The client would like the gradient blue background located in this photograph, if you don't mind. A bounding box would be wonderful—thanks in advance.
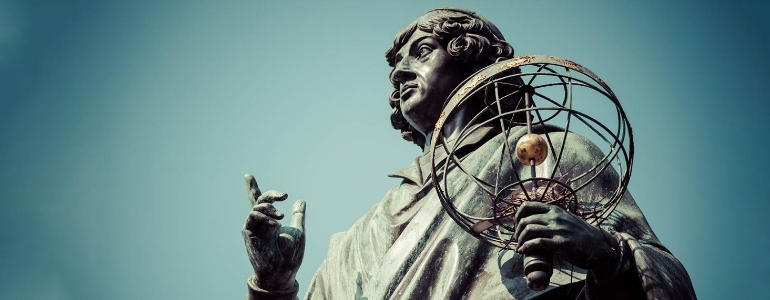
[1,0,768,299]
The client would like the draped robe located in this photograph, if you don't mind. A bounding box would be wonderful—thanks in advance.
[251,125,697,300]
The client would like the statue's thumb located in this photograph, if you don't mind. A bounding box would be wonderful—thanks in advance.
[291,200,306,232]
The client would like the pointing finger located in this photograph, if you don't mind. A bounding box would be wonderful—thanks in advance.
[256,190,288,204]
[290,200,306,232]
[244,174,262,207]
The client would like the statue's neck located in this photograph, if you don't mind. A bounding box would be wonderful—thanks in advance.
[423,101,482,149]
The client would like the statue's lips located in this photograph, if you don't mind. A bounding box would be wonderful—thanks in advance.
[400,83,418,98]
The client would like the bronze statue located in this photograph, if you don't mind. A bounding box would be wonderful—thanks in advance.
[242,8,696,299]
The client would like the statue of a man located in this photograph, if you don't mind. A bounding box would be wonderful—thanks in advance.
[242,8,696,300]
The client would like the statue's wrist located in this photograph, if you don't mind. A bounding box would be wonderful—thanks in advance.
[247,275,298,300]
[249,275,298,294]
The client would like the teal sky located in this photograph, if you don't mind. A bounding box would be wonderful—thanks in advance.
[1,0,768,299]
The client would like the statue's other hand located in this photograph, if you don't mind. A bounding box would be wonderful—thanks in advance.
[513,201,619,275]
[242,174,306,292]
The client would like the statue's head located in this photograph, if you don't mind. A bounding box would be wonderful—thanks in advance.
[386,8,516,149]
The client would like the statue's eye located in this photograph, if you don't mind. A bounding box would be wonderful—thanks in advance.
[417,45,433,59]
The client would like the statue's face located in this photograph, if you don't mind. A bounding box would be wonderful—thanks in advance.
[390,30,470,135]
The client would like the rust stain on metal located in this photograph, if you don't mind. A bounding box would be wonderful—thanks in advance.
[434,112,446,133]
[457,74,487,97]
[498,55,535,71]
[560,58,582,71]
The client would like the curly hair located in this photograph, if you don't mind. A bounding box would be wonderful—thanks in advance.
[385,8,517,149]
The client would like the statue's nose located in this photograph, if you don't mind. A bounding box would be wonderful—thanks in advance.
[390,59,416,86]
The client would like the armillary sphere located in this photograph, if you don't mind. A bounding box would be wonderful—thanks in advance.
[428,55,633,291]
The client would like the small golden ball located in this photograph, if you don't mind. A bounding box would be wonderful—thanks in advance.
[515,134,548,166]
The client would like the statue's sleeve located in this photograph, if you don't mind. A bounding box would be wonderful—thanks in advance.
[577,190,697,299]
[548,132,697,299]
[584,230,697,299]
[243,235,342,300]
[245,276,299,300]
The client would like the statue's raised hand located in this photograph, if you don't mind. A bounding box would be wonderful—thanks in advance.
[242,174,306,291]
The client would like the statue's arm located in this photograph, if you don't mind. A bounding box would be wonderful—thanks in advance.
[578,192,697,299]
[241,174,306,300]
[550,132,697,299]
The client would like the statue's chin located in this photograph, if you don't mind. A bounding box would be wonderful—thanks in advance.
[402,111,436,136]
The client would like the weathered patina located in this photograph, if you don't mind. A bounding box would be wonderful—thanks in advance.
[242,8,696,300]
